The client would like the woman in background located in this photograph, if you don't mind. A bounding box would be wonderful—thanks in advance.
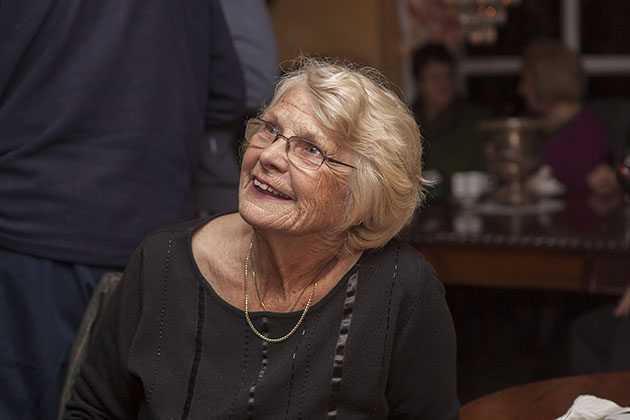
[411,43,492,201]
[519,40,618,195]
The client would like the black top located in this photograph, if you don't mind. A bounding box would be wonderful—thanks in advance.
[0,0,245,267]
[64,217,460,419]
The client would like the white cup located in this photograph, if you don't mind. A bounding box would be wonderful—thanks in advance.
[454,212,483,234]
[451,171,490,207]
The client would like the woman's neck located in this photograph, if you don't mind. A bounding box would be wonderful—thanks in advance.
[247,229,350,309]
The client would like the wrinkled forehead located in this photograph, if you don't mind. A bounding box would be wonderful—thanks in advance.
[263,86,335,145]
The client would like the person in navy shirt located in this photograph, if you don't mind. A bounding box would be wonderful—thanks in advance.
[0,1,245,418]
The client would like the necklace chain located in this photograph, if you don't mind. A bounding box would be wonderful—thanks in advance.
[252,271,269,311]
[253,266,308,313]
[244,242,317,343]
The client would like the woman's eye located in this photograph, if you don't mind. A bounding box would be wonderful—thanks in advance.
[305,144,323,156]
[263,125,277,136]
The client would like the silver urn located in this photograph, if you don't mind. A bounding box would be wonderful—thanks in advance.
[480,117,545,205]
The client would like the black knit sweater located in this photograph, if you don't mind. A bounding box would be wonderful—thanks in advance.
[64,218,460,419]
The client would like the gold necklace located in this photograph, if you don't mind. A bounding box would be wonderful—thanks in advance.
[253,264,310,312]
[244,242,317,343]
[252,270,269,311]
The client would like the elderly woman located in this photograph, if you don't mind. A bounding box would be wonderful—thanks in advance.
[64,57,459,419]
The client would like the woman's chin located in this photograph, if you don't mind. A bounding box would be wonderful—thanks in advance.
[239,201,290,231]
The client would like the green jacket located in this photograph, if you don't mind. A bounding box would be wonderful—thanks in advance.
[414,98,493,201]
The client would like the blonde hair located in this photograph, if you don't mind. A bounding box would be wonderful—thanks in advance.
[261,56,428,255]
[522,40,585,107]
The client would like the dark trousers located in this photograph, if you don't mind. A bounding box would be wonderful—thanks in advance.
[0,248,117,420]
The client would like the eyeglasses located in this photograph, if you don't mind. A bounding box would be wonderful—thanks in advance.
[244,117,356,171]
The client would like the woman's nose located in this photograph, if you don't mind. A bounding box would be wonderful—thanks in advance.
[258,136,290,172]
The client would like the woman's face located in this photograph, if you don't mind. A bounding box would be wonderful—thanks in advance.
[238,85,354,238]
[417,61,455,111]
[519,70,544,113]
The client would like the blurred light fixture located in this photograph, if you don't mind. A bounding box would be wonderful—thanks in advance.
[446,0,521,45]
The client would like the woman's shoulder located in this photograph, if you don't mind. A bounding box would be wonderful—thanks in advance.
[141,213,241,245]
[192,213,249,253]
[191,213,250,292]
[358,240,449,337]
[131,213,247,264]
[128,213,248,301]
[363,239,441,295]
[129,218,205,257]
[556,107,611,151]
[570,107,608,135]
[368,238,431,267]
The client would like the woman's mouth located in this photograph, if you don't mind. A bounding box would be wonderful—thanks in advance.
[253,178,291,199]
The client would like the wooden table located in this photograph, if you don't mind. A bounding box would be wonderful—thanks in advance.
[460,371,630,420]
[404,193,630,294]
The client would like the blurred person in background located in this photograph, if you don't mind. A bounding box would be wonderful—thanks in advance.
[521,41,628,376]
[411,42,493,202]
[519,40,619,195]
[0,1,245,418]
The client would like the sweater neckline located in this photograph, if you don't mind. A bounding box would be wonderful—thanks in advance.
[185,214,365,319]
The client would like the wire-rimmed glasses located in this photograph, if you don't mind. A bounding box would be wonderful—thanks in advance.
[244,117,356,171]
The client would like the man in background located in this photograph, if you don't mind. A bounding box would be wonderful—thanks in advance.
[0,0,245,418]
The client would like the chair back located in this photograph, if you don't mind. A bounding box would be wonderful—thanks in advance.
[57,271,123,420]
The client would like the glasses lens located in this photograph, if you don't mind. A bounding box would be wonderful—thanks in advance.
[246,119,274,146]
[288,138,325,170]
